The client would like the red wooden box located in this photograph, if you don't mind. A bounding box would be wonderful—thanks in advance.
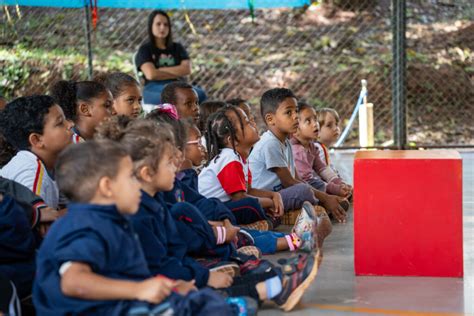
[354,150,463,277]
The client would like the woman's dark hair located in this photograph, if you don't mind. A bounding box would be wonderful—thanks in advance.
[94,72,139,99]
[0,95,56,151]
[50,80,108,121]
[205,105,245,163]
[56,140,129,203]
[198,100,227,131]
[146,109,188,150]
[148,10,173,49]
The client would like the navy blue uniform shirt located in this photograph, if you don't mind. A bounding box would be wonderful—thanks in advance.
[131,191,209,287]
[33,203,151,315]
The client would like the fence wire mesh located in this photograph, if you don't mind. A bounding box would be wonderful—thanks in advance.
[1,0,473,147]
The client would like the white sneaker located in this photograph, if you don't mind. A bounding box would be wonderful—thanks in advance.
[291,201,317,252]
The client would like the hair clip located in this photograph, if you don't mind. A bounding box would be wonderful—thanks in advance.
[156,103,179,120]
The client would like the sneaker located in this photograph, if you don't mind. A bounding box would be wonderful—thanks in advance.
[273,251,320,312]
[226,296,258,316]
[291,201,317,252]
[198,258,241,277]
[233,229,255,248]
[237,245,262,259]
[314,206,332,249]
[240,219,272,231]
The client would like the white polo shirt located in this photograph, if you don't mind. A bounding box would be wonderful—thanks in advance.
[0,150,59,209]
[198,148,251,202]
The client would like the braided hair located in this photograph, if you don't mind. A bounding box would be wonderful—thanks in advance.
[205,105,245,164]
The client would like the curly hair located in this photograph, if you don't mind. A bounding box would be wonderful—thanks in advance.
[146,109,188,150]
[56,140,129,203]
[50,80,107,121]
[160,81,194,106]
[0,134,17,168]
[96,117,175,178]
[0,95,56,151]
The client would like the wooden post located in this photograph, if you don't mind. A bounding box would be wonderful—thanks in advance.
[358,80,374,147]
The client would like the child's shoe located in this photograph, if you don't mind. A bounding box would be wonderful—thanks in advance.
[291,201,317,252]
[240,219,272,231]
[314,206,332,249]
[233,229,255,248]
[226,296,258,316]
[272,251,320,312]
[237,245,262,259]
[197,258,241,277]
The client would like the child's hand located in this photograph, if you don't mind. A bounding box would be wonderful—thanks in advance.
[38,223,52,237]
[174,280,197,295]
[340,184,352,198]
[40,206,63,223]
[135,277,176,304]
[208,220,224,227]
[223,219,240,243]
[271,192,284,217]
[207,271,233,288]
[322,194,346,223]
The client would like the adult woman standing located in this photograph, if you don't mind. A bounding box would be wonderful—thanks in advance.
[135,10,207,105]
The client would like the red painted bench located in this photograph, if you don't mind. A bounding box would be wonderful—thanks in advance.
[354,150,463,277]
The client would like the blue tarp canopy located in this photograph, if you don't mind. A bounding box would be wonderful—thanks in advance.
[1,0,311,9]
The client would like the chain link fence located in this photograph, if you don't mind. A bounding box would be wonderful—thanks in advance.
[1,1,473,147]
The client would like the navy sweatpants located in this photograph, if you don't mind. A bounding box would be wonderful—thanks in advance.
[224,197,269,225]
[169,202,232,260]
[127,288,235,316]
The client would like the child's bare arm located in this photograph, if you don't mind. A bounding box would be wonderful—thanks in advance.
[61,262,175,303]
[271,167,301,188]
[312,189,346,223]
[230,190,274,211]
[248,187,284,216]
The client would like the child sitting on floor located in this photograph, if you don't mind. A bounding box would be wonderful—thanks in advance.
[50,80,113,142]
[33,140,243,316]
[95,72,143,118]
[291,102,352,198]
[226,98,257,127]
[198,105,316,253]
[316,108,353,190]
[161,82,200,124]
[248,88,348,250]
[0,96,73,209]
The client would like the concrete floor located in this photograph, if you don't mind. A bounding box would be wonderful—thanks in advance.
[260,150,474,316]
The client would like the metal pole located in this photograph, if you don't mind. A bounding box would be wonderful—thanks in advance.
[83,3,93,79]
[392,0,407,149]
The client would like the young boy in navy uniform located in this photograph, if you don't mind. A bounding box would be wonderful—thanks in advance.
[33,140,236,316]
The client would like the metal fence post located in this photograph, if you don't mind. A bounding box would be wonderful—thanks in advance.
[392,0,407,149]
[83,4,93,79]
